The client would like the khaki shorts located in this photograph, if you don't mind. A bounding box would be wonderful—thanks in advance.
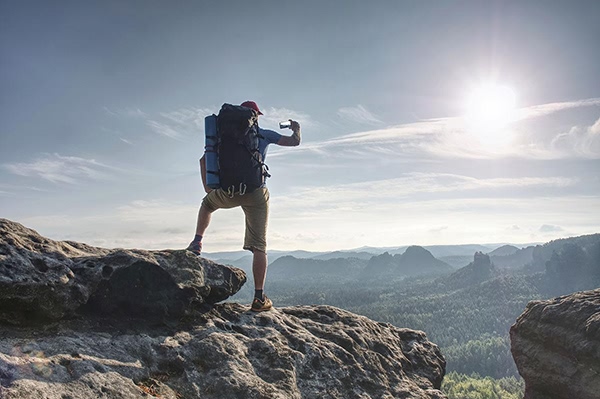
[202,187,270,253]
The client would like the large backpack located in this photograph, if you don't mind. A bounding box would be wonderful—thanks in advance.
[216,103,269,196]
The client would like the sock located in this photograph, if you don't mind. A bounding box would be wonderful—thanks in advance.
[254,290,264,300]
[192,234,203,243]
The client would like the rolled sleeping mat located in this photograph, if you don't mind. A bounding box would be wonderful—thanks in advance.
[204,114,220,189]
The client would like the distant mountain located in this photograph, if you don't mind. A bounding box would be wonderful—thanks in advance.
[268,256,368,281]
[420,244,497,258]
[206,250,328,269]
[214,254,253,273]
[439,252,498,290]
[364,246,452,278]
[543,238,600,295]
[528,233,600,272]
[488,245,520,257]
[204,242,540,266]
[491,246,535,269]
[311,251,375,261]
[438,255,472,268]
[399,246,453,275]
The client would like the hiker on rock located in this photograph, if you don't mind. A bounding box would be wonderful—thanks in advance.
[187,100,301,312]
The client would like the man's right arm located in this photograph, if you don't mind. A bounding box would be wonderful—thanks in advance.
[277,121,301,147]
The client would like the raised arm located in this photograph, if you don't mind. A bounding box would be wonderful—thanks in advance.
[277,120,301,147]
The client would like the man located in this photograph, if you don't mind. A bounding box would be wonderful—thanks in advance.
[187,100,301,312]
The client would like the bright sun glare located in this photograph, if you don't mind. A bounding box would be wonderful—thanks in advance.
[464,83,517,147]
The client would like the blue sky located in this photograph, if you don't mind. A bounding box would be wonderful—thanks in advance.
[1,0,599,252]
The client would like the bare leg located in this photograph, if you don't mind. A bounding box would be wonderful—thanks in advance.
[252,249,268,290]
[195,204,212,236]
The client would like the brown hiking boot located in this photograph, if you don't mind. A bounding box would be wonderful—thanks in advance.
[186,240,202,255]
[251,295,273,312]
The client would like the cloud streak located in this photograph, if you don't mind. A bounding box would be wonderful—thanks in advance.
[270,98,600,160]
[150,106,318,141]
[104,106,148,118]
[337,105,383,125]
[516,98,600,121]
[3,154,115,184]
[274,173,577,208]
[259,107,316,130]
[146,120,184,139]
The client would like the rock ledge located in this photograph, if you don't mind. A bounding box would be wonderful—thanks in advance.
[510,288,600,399]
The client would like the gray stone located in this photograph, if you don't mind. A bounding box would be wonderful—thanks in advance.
[0,303,446,399]
[0,219,447,398]
[510,288,600,399]
[0,218,246,324]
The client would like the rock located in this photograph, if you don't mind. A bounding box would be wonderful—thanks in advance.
[0,218,246,324]
[364,247,452,279]
[0,303,447,399]
[0,218,447,397]
[437,252,496,290]
[510,289,600,399]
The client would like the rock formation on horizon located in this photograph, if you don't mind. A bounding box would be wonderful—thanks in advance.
[510,288,600,399]
[438,252,497,290]
[364,246,452,278]
[0,219,447,398]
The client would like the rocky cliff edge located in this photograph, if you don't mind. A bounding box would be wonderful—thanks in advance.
[0,219,446,399]
[510,288,600,399]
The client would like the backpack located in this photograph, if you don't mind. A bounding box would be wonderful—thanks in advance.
[215,103,269,196]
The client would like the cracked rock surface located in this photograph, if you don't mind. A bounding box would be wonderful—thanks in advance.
[0,218,246,324]
[510,288,600,399]
[0,219,446,398]
[1,304,446,399]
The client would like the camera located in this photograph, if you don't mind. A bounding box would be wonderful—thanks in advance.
[279,120,292,129]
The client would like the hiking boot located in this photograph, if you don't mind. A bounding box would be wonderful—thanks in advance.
[251,295,273,312]
[186,240,202,255]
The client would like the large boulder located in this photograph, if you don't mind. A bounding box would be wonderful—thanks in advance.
[510,289,600,399]
[0,218,246,324]
[0,303,446,399]
[0,218,447,398]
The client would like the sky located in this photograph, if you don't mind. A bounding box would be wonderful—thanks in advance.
[1,0,599,252]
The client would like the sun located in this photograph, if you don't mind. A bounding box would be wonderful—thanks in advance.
[465,84,517,128]
[463,83,517,147]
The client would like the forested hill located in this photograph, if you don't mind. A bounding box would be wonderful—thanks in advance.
[437,251,497,291]
[363,246,452,278]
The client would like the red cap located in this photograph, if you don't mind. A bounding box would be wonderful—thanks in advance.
[240,100,263,115]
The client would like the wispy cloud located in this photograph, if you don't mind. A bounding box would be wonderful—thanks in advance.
[337,105,383,125]
[3,154,115,184]
[146,107,213,140]
[516,98,600,121]
[146,120,184,140]
[271,98,600,160]
[259,107,316,130]
[104,106,148,118]
[550,116,600,158]
[0,183,50,196]
[266,193,600,251]
[160,107,213,130]
[271,174,577,217]
[107,104,315,141]
[539,224,564,233]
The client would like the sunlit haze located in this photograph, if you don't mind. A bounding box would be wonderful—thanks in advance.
[1,1,599,252]
[464,83,518,147]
